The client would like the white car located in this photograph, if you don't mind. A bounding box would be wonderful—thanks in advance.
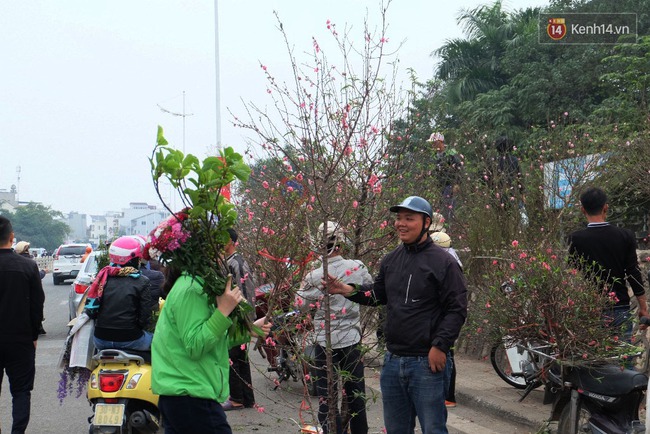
[52,243,91,285]
[68,250,101,320]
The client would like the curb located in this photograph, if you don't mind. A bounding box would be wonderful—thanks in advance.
[455,388,545,431]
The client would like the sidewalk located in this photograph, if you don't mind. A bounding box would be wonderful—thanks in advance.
[453,353,549,432]
[235,349,551,434]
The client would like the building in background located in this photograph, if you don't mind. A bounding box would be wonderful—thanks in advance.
[0,185,18,212]
[117,202,169,237]
[66,211,88,243]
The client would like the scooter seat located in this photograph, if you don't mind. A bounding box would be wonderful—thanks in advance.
[566,364,648,396]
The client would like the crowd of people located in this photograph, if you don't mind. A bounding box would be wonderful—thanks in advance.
[1,131,647,434]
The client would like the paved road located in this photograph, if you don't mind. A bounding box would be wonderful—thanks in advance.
[1,278,534,433]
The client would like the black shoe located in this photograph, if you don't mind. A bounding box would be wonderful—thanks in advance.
[39,325,46,335]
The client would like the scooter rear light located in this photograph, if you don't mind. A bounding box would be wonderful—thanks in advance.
[104,398,119,404]
[90,373,98,389]
[74,283,89,294]
[99,373,126,392]
[126,373,142,389]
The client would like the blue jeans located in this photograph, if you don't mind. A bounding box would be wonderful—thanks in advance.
[380,351,451,434]
[94,331,153,351]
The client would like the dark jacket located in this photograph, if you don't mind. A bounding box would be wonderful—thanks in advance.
[568,223,645,306]
[141,267,164,311]
[349,237,468,355]
[0,249,45,342]
[93,273,152,342]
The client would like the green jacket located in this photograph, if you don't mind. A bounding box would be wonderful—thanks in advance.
[152,274,233,402]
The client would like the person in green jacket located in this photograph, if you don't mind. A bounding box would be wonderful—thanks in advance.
[152,270,270,434]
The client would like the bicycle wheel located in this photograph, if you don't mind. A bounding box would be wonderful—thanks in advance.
[490,343,528,389]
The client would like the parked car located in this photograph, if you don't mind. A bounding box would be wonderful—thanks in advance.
[52,243,91,285]
[68,250,100,320]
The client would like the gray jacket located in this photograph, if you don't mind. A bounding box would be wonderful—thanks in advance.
[297,255,373,349]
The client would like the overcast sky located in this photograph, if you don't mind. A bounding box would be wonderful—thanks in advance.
[0,0,545,216]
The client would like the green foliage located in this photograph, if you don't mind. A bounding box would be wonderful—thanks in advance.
[150,126,257,339]
[4,202,70,251]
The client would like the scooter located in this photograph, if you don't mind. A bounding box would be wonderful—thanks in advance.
[545,360,646,434]
[87,349,161,434]
[524,318,650,434]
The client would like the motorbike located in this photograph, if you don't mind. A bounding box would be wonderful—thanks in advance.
[508,328,649,434]
[263,310,317,395]
[87,349,161,434]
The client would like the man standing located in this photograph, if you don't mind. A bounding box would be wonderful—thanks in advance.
[567,187,648,336]
[428,133,462,225]
[297,221,373,434]
[222,228,257,410]
[0,216,45,434]
[326,196,468,434]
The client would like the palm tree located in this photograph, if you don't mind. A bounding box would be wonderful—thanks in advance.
[434,1,532,104]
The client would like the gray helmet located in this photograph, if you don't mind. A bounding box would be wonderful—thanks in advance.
[389,196,432,218]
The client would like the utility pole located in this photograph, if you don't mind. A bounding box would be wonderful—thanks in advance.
[157,91,194,153]
[214,2,222,150]
[16,166,21,203]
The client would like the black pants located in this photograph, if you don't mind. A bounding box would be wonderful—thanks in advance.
[0,341,35,434]
[314,344,368,434]
[158,395,231,434]
[228,344,255,407]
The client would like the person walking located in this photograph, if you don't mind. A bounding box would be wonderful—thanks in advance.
[150,213,271,434]
[297,221,373,434]
[222,228,258,410]
[428,133,462,225]
[325,196,468,434]
[0,216,45,434]
[84,236,153,351]
[14,240,48,334]
[567,187,648,338]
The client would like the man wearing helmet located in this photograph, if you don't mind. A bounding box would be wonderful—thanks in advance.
[325,196,468,434]
[84,236,153,351]
[297,221,373,434]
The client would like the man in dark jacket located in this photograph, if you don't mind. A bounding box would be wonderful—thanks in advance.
[567,187,648,338]
[0,216,45,434]
[326,196,468,434]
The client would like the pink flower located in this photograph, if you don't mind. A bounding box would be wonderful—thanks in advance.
[511,240,519,247]
[240,344,246,350]
[256,406,265,413]
[485,302,491,308]
[262,181,269,189]
[345,269,352,276]
[364,291,371,297]
[304,374,310,381]
[342,307,347,314]
[352,201,359,208]
[510,263,516,270]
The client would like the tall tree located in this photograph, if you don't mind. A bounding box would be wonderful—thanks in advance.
[4,203,70,251]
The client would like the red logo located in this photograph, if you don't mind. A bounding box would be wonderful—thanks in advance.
[547,18,567,40]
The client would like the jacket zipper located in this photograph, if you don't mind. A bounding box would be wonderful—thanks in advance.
[404,274,412,303]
